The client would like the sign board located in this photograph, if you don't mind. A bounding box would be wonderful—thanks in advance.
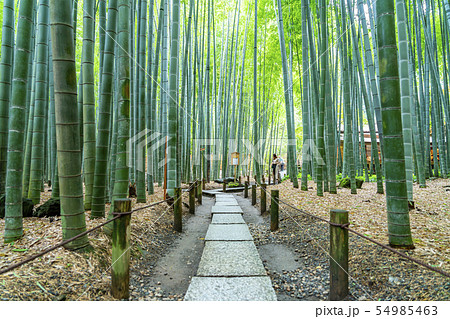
[230,152,240,166]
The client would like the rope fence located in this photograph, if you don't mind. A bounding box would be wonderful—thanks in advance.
[0,182,197,278]
[254,181,450,279]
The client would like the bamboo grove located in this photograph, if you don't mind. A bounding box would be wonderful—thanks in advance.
[0,0,449,249]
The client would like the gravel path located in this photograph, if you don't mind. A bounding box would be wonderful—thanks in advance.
[129,197,213,300]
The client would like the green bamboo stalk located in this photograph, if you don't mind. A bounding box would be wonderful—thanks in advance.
[301,0,310,191]
[357,0,384,158]
[130,0,136,186]
[220,14,233,179]
[91,0,118,218]
[0,0,15,195]
[339,0,356,194]
[50,0,90,250]
[28,0,50,204]
[275,0,298,188]
[98,0,106,99]
[136,0,147,202]
[204,0,212,182]
[167,0,181,197]
[22,56,37,198]
[219,18,230,179]
[72,0,78,47]
[150,0,164,187]
[325,13,336,194]
[316,0,327,196]
[179,0,194,183]
[109,75,119,203]
[396,0,414,201]
[146,0,155,194]
[48,38,58,199]
[444,0,450,27]
[346,0,383,194]
[105,0,131,234]
[253,0,260,183]
[22,6,37,171]
[4,0,35,243]
[377,0,414,248]
[81,0,96,210]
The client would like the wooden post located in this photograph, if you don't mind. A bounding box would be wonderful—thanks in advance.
[270,190,279,231]
[223,181,227,192]
[194,181,198,198]
[197,180,202,204]
[238,176,241,184]
[202,178,206,190]
[163,137,168,200]
[329,209,349,301]
[244,181,249,198]
[189,182,195,214]
[247,175,250,183]
[112,198,132,299]
[260,183,267,214]
[251,184,256,205]
[174,187,182,232]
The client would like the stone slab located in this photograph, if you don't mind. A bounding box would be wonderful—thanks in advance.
[184,276,277,301]
[213,201,239,206]
[211,205,243,213]
[215,194,234,199]
[205,224,252,241]
[211,214,245,224]
[224,187,245,193]
[215,197,237,201]
[215,200,238,204]
[197,241,266,276]
[202,189,223,197]
[203,188,244,197]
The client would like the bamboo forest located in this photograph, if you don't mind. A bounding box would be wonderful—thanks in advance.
[0,0,449,305]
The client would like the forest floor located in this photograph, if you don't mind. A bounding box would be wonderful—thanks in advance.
[0,182,221,301]
[0,179,449,301]
[250,178,450,301]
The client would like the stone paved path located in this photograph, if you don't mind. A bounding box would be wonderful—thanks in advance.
[184,194,277,301]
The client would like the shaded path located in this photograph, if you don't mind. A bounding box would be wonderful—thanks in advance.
[184,193,276,301]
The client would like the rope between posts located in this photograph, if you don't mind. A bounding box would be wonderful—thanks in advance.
[256,182,450,278]
[0,214,122,276]
[76,183,196,300]
[130,199,168,213]
[0,182,197,276]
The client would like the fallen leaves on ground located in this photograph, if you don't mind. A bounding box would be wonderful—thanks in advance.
[0,185,189,301]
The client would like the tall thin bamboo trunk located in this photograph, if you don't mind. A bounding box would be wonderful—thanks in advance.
[377,0,414,248]
[275,0,298,188]
[50,0,90,250]
[0,0,15,195]
[81,0,96,210]
[105,0,131,233]
[28,0,50,204]
[167,0,181,197]
[136,0,147,202]
[4,0,36,243]
[91,0,119,218]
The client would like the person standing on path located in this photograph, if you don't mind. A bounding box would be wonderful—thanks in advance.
[272,154,281,184]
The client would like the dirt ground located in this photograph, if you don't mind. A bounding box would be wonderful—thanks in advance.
[250,178,450,301]
[0,179,449,301]
[264,178,450,273]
